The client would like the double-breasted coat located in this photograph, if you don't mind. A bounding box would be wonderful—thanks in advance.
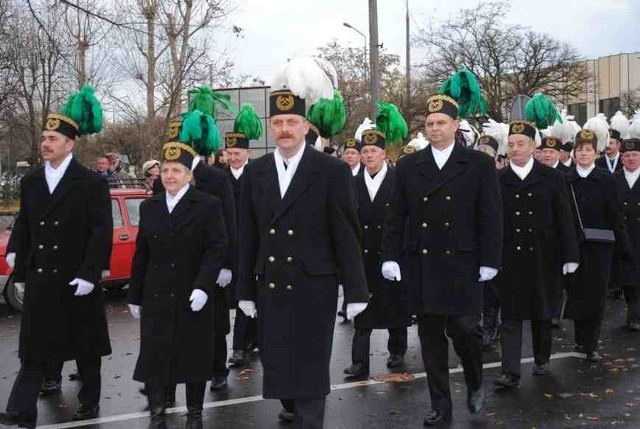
[494,161,579,320]
[353,168,410,329]
[128,187,227,383]
[614,170,640,287]
[154,161,236,335]
[381,144,503,316]
[565,167,632,318]
[13,159,113,363]
[237,146,368,399]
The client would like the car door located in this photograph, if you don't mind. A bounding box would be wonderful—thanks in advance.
[108,197,132,281]
[120,196,147,279]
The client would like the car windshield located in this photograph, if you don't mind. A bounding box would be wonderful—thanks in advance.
[125,198,145,227]
[111,200,124,228]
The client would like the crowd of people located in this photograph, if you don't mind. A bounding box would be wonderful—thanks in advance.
[1,57,640,429]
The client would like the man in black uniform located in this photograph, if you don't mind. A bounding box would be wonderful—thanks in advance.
[382,94,503,426]
[343,137,364,178]
[237,58,369,428]
[596,129,623,174]
[539,136,571,173]
[0,86,112,428]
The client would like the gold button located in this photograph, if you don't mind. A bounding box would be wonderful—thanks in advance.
[516,228,521,233]
[445,196,451,201]
[422,222,427,228]
[444,222,450,227]
[269,229,276,235]
[37,268,43,273]
[268,283,275,289]
[529,247,534,251]
[515,211,521,216]
[38,244,44,250]
[53,221,59,226]
[445,250,451,255]
[528,211,533,215]
[422,249,428,254]
[287,230,294,236]
[515,194,520,199]
[516,246,522,251]
[527,193,532,197]
[364,225,369,229]
[39,221,45,226]
[287,257,293,263]
[423,196,428,202]
[53,269,58,274]
[53,245,58,250]
[268,256,275,263]
[377,225,381,229]
[286,285,292,291]
[364,249,369,254]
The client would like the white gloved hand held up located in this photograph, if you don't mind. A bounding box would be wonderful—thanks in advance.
[346,303,368,320]
[478,266,498,282]
[216,269,232,288]
[238,300,257,318]
[128,304,141,319]
[6,252,15,269]
[563,262,579,275]
[189,289,208,311]
[381,261,401,281]
[69,278,95,296]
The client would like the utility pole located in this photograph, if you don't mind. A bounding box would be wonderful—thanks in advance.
[405,0,411,111]
[368,0,379,119]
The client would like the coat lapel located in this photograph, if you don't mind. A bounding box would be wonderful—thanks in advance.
[38,159,85,221]
[356,175,375,225]
[258,155,280,218]
[169,187,197,230]
[272,147,320,222]
[418,144,468,197]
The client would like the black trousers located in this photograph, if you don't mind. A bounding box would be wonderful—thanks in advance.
[150,381,206,411]
[574,313,603,353]
[213,333,230,377]
[624,287,640,323]
[351,328,407,368]
[280,397,326,429]
[232,310,258,351]
[500,319,551,379]
[416,314,483,413]
[6,356,101,421]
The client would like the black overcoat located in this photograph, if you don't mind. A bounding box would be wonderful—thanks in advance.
[13,159,112,363]
[381,144,503,315]
[596,155,623,173]
[353,168,410,329]
[495,161,579,320]
[565,167,632,318]
[128,187,227,383]
[614,170,640,287]
[237,146,368,399]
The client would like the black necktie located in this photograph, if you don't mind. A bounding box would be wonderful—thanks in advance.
[283,160,289,170]
[610,158,615,169]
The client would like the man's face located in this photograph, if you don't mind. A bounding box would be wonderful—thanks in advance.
[41,131,74,163]
[361,145,386,171]
[227,148,250,169]
[218,150,229,164]
[161,162,193,195]
[95,157,109,172]
[343,148,361,168]
[559,150,571,163]
[540,148,560,167]
[605,138,621,156]
[507,134,535,167]
[269,114,309,152]
[622,151,640,172]
[425,113,458,146]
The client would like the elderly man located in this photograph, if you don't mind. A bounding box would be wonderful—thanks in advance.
[539,136,571,173]
[596,130,623,174]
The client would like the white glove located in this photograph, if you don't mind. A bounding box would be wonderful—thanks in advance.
[101,270,111,280]
[128,304,141,319]
[381,261,402,281]
[216,269,233,288]
[6,252,15,269]
[189,289,208,312]
[14,282,25,301]
[478,266,498,282]
[239,300,257,318]
[563,262,579,275]
[69,278,95,296]
[346,302,368,320]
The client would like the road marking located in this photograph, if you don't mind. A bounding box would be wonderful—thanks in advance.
[37,351,584,428]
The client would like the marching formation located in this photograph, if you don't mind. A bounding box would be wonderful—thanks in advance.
[0,54,640,429]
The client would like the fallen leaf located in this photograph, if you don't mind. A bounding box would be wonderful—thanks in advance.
[543,393,553,399]
[605,389,615,395]
[373,373,415,383]
[484,412,496,417]
[586,416,600,421]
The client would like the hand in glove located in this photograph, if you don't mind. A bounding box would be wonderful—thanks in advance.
[69,278,95,296]
[346,302,368,320]
[478,266,498,282]
[216,269,233,288]
[381,261,402,281]
[562,262,579,275]
[238,300,257,318]
[128,304,141,319]
[189,289,208,312]
[5,252,15,269]
[14,282,25,302]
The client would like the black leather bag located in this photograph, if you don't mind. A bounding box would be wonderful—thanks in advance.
[570,184,615,244]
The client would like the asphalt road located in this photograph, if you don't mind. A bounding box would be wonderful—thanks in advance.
[0,290,639,428]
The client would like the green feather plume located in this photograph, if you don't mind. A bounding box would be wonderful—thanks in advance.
[188,85,234,118]
[60,85,103,135]
[376,101,408,144]
[438,68,487,118]
[306,90,347,139]
[179,110,221,157]
[524,93,562,129]
[234,103,263,140]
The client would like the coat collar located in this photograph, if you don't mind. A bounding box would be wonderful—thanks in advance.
[150,186,201,230]
[357,168,395,225]
[566,165,606,183]
[34,158,87,221]
[415,143,469,196]
[501,159,548,189]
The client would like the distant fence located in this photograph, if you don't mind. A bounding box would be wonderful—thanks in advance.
[0,179,20,202]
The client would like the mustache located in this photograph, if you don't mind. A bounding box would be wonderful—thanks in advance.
[277,133,295,139]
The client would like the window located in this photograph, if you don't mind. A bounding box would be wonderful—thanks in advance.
[125,198,145,227]
[599,98,620,119]
[111,200,124,228]
[567,103,587,127]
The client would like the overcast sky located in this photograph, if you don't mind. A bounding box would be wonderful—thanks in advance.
[228,0,640,83]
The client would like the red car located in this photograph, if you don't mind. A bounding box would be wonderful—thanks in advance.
[0,186,150,311]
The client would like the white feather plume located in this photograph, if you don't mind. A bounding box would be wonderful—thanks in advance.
[584,113,610,151]
[270,56,336,105]
[459,120,480,147]
[407,132,429,150]
[354,117,374,142]
[482,118,509,155]
[550,109,581,143]
[628,109,640,139]
[610,110,629,138]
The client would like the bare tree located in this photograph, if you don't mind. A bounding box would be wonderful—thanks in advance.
[621,90,640,117]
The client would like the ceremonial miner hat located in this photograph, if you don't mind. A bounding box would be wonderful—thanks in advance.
[575,129,597,149]
[477,135,500,154]
[343,137,362,153]
[162,141,196,170]
[44,85,103,140]
[397,144,417,160]
[540,136,562,151]
[621,138,640,153]
[225,103,263,150]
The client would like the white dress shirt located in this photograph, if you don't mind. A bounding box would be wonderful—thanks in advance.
[44,153,73,194]
[510,157,534,180]
[552,160,560,169]
[274,142,306,198]
[576,163,596,178]
[562,158,573,167]
[625,167,640,189]
[431,142,455,170]
[166,184,190,214]
[364,162,388,202]
[231,159,249,180]
[351,163,361,177]
[605,153,620,173]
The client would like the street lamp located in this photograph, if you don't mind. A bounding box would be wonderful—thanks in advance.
[343,22,369,97]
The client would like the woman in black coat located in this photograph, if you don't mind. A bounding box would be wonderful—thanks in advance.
[128,142,228,429]
[565,131,632,361]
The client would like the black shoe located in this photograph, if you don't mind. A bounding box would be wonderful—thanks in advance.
[68,372,81,381]
[628,322,640,332]
[467,388,485,414]
[387,354,405,369]
[493,374,519,389]
[278,409,294,422]
[186,419,203,429]
[343,363,369,379]
[149,406,166,428]
[186,404,203,429]
[423,409,452,426]
[337,309,347,318]
[551,318,562,329]
[228,350,246,366]
[209,376,228,391]
[586,351,602,362]
[72,403,99,420]
[532,362,550,375]
[40,379,61,395]
[0,411,35,428]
